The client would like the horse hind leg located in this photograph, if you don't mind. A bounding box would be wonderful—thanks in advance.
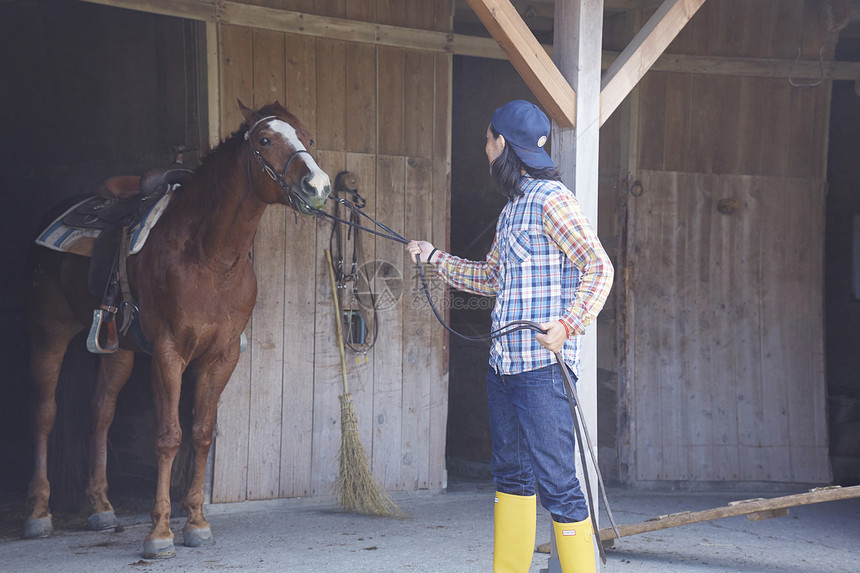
[24,321,82,539]
[85,348,135,531]
[181,346,240,548]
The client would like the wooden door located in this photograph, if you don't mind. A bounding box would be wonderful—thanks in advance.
[623,171,830,484]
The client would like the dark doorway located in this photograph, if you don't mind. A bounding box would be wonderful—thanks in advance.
[825,39,860,486]
[0,0,207,509]
[446,55,533,478]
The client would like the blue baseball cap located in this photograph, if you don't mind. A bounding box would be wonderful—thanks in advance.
[490,100,554,170]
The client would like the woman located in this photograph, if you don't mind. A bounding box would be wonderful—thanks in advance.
[407,99,614,573]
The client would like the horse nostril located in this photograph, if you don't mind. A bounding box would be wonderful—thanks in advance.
[301,175,316,194]
[301,173,331,199]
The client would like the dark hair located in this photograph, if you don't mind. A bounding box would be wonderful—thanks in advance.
[489,125,562,201]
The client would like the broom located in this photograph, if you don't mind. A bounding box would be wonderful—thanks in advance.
[325,249,404,518]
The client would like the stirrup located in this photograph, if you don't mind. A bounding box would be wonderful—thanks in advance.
[86,306,119,354]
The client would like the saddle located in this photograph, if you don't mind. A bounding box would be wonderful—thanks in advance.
[81,166,193,354]
[66,167,193,231]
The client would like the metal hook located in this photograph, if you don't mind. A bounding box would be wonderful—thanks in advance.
[788,45,825,88]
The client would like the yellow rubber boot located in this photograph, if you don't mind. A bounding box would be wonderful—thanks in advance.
[493,492,537,573]
[552,517,596,573]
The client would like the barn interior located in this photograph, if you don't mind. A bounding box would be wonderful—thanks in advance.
[1,0,859,530]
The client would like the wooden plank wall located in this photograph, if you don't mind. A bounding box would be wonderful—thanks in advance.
[627,172,829,483]
[618,0,831,484]
[212,0,452,503]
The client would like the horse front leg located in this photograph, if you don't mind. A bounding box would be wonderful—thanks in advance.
[24,321,81,539]
[143,353,185,559]
[85,348,134,531]
[181,344,240,548]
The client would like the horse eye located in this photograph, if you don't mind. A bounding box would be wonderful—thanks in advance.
[308,138,314,148]
[259,137,270,147]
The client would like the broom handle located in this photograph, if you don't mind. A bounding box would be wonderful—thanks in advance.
[325,249,350,395]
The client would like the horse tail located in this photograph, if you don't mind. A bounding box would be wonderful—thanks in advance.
[46,333,97,512]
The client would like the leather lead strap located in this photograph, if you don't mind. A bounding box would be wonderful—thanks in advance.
[555,352,621,563]
[118,226,134,335]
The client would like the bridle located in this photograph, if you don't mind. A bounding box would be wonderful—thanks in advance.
[244,115,318,212]
[244,114,619,556]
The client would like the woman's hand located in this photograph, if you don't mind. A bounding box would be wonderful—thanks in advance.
[535,320,567,353]
[407,240,437,263]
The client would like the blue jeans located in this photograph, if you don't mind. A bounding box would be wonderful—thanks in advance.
[487,363,590,523]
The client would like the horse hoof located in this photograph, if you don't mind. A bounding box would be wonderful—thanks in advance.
[183,525,214,547]
[23,517,53,539]
[143,537,176,559]
[87,511,118,531]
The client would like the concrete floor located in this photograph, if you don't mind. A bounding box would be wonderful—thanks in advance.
[1,478,858,572]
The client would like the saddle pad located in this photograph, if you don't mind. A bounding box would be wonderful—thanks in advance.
[36,189,173,257]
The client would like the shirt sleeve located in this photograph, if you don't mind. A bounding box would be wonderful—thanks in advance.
[432,234,501,297]
[543,191,614,336]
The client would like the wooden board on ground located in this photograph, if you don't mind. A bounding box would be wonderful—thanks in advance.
[598,485,860,543]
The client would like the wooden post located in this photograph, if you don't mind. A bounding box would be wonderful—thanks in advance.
[202,19,221,505]
[549,1,604,571]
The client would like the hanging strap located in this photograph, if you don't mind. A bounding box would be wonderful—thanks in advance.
[118,226,134,335]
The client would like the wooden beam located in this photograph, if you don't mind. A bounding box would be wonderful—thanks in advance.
[465,0,576,128]
[79,0,217,20]
[456,0,663,13]
[455,0,554,23]
[205,21,220,152]
[600,0,707,126]
[599,486,860,542]
[76,1,860,83]
[604,0,665,12]
[80,0,458,52]
[449,35,860,86]
[219,2,453,53]
[639,51,860,81]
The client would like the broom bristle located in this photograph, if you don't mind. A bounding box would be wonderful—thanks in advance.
[337,393,405,518]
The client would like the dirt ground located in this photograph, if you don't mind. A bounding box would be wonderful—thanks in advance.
[1,479,859,572]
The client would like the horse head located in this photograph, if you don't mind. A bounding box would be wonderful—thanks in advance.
[239,100,331,214]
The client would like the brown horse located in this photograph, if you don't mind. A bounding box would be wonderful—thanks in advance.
[24,101,330,558]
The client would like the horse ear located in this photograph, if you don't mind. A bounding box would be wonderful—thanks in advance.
[271,100,287,115]
[237,99,254,122]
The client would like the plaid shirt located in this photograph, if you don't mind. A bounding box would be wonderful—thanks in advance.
[435,176,614,376]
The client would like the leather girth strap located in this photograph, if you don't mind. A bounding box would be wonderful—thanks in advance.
[117,226,153,355]
[118,226,134,335]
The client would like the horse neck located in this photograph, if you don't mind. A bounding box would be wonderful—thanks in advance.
[172,151,268,269]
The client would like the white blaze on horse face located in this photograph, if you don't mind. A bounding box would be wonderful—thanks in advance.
[267,119,330,196]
